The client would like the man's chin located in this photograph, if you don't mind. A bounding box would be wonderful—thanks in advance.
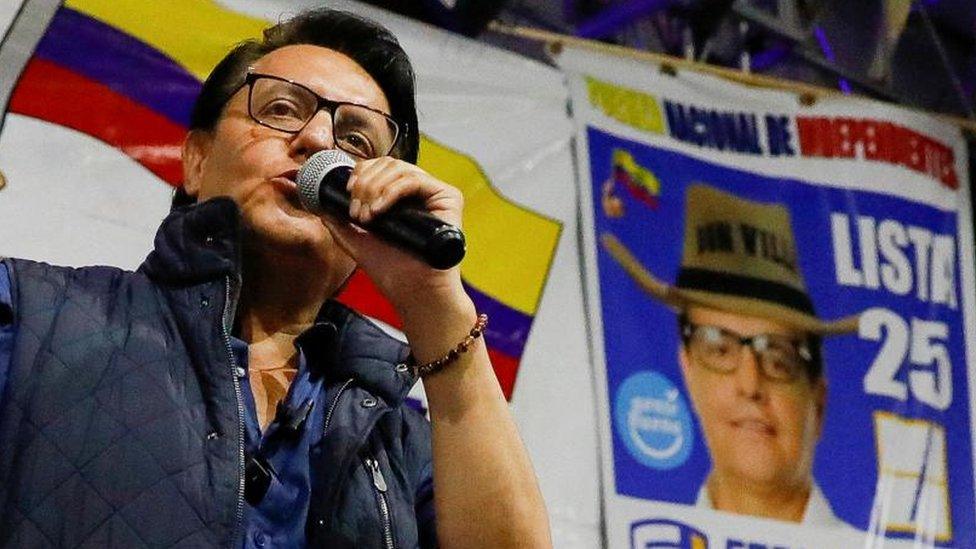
[244,216,332,255]
[719,454,797,489]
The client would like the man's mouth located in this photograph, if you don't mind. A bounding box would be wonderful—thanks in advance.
[730,418,776,436]
[275,169,299,184]
[270,169,304,209]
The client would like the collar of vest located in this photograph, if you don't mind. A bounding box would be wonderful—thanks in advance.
[138,198,418,406]
[138,197,243,284]
[304,300,417,407]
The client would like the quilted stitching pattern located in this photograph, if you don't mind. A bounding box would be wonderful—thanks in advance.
[1,261,224,548]
[0,199,434,548]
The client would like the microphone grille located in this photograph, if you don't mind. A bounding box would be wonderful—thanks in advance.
[296,149,356,212]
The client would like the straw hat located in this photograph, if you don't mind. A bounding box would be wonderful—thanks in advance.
[601,184,859,335]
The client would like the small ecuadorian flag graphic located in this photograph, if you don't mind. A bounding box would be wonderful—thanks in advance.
[630,519,708,549]
[611,148,661,209]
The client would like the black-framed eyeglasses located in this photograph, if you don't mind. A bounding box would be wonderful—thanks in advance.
[242,72,401,159]
[680,320,814,382]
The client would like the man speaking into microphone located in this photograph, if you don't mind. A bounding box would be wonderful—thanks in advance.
[0,8,550,548]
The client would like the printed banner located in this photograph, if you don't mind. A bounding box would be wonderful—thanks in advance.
[561,46,976,548]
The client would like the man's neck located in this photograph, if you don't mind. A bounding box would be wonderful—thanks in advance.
[705,472,811,522]
[236,247,343,349]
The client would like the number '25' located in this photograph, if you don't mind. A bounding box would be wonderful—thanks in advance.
[861,308,952,411]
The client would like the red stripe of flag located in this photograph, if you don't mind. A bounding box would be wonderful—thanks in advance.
[613,166,659,208]
[338,269,521,399]
[487,348,520,400]
[9,58,185,186]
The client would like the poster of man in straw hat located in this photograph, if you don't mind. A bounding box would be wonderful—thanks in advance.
[602,183,856,528]
[579,119,974,546]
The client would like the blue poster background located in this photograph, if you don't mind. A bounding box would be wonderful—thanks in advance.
[589,126,974,543]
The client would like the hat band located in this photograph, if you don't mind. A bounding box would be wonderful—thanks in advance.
[676,268,815,316]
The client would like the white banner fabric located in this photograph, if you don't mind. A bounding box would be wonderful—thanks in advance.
[560,43,976,549]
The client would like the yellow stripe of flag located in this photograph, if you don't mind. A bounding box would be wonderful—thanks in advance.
[613,149,660,195]
[420,137,561,316]
[66,0,265,80]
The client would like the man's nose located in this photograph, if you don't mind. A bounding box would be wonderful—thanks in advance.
[290,109,335,159]
[733,347,766,401]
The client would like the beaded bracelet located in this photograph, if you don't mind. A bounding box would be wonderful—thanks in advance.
[411,313,489,377]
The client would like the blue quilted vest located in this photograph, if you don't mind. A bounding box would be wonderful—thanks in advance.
[0,198,433,548]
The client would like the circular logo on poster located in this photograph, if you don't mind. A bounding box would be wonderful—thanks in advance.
[614,371,693,469]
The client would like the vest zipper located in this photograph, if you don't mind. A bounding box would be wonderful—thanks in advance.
[323,377,354,436]
[221,276,246,542]
[365,456,395,549]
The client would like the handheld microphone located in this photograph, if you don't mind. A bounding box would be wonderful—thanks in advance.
[296,150,466,270]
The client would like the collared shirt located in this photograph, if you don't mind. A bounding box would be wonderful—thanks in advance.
[695,479,847,528]
[234,333,323,548]
[0,262,435,547]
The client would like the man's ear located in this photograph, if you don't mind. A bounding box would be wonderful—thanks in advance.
[181,130,212,198]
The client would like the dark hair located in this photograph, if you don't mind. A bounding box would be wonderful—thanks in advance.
[677,314,824,382]
[173,8,419,208]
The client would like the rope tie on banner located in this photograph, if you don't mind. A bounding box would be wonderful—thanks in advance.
[487,20,976,135]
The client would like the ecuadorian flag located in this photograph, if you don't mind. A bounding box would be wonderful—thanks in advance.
[612,148,660,209]
[5,0,560,399]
